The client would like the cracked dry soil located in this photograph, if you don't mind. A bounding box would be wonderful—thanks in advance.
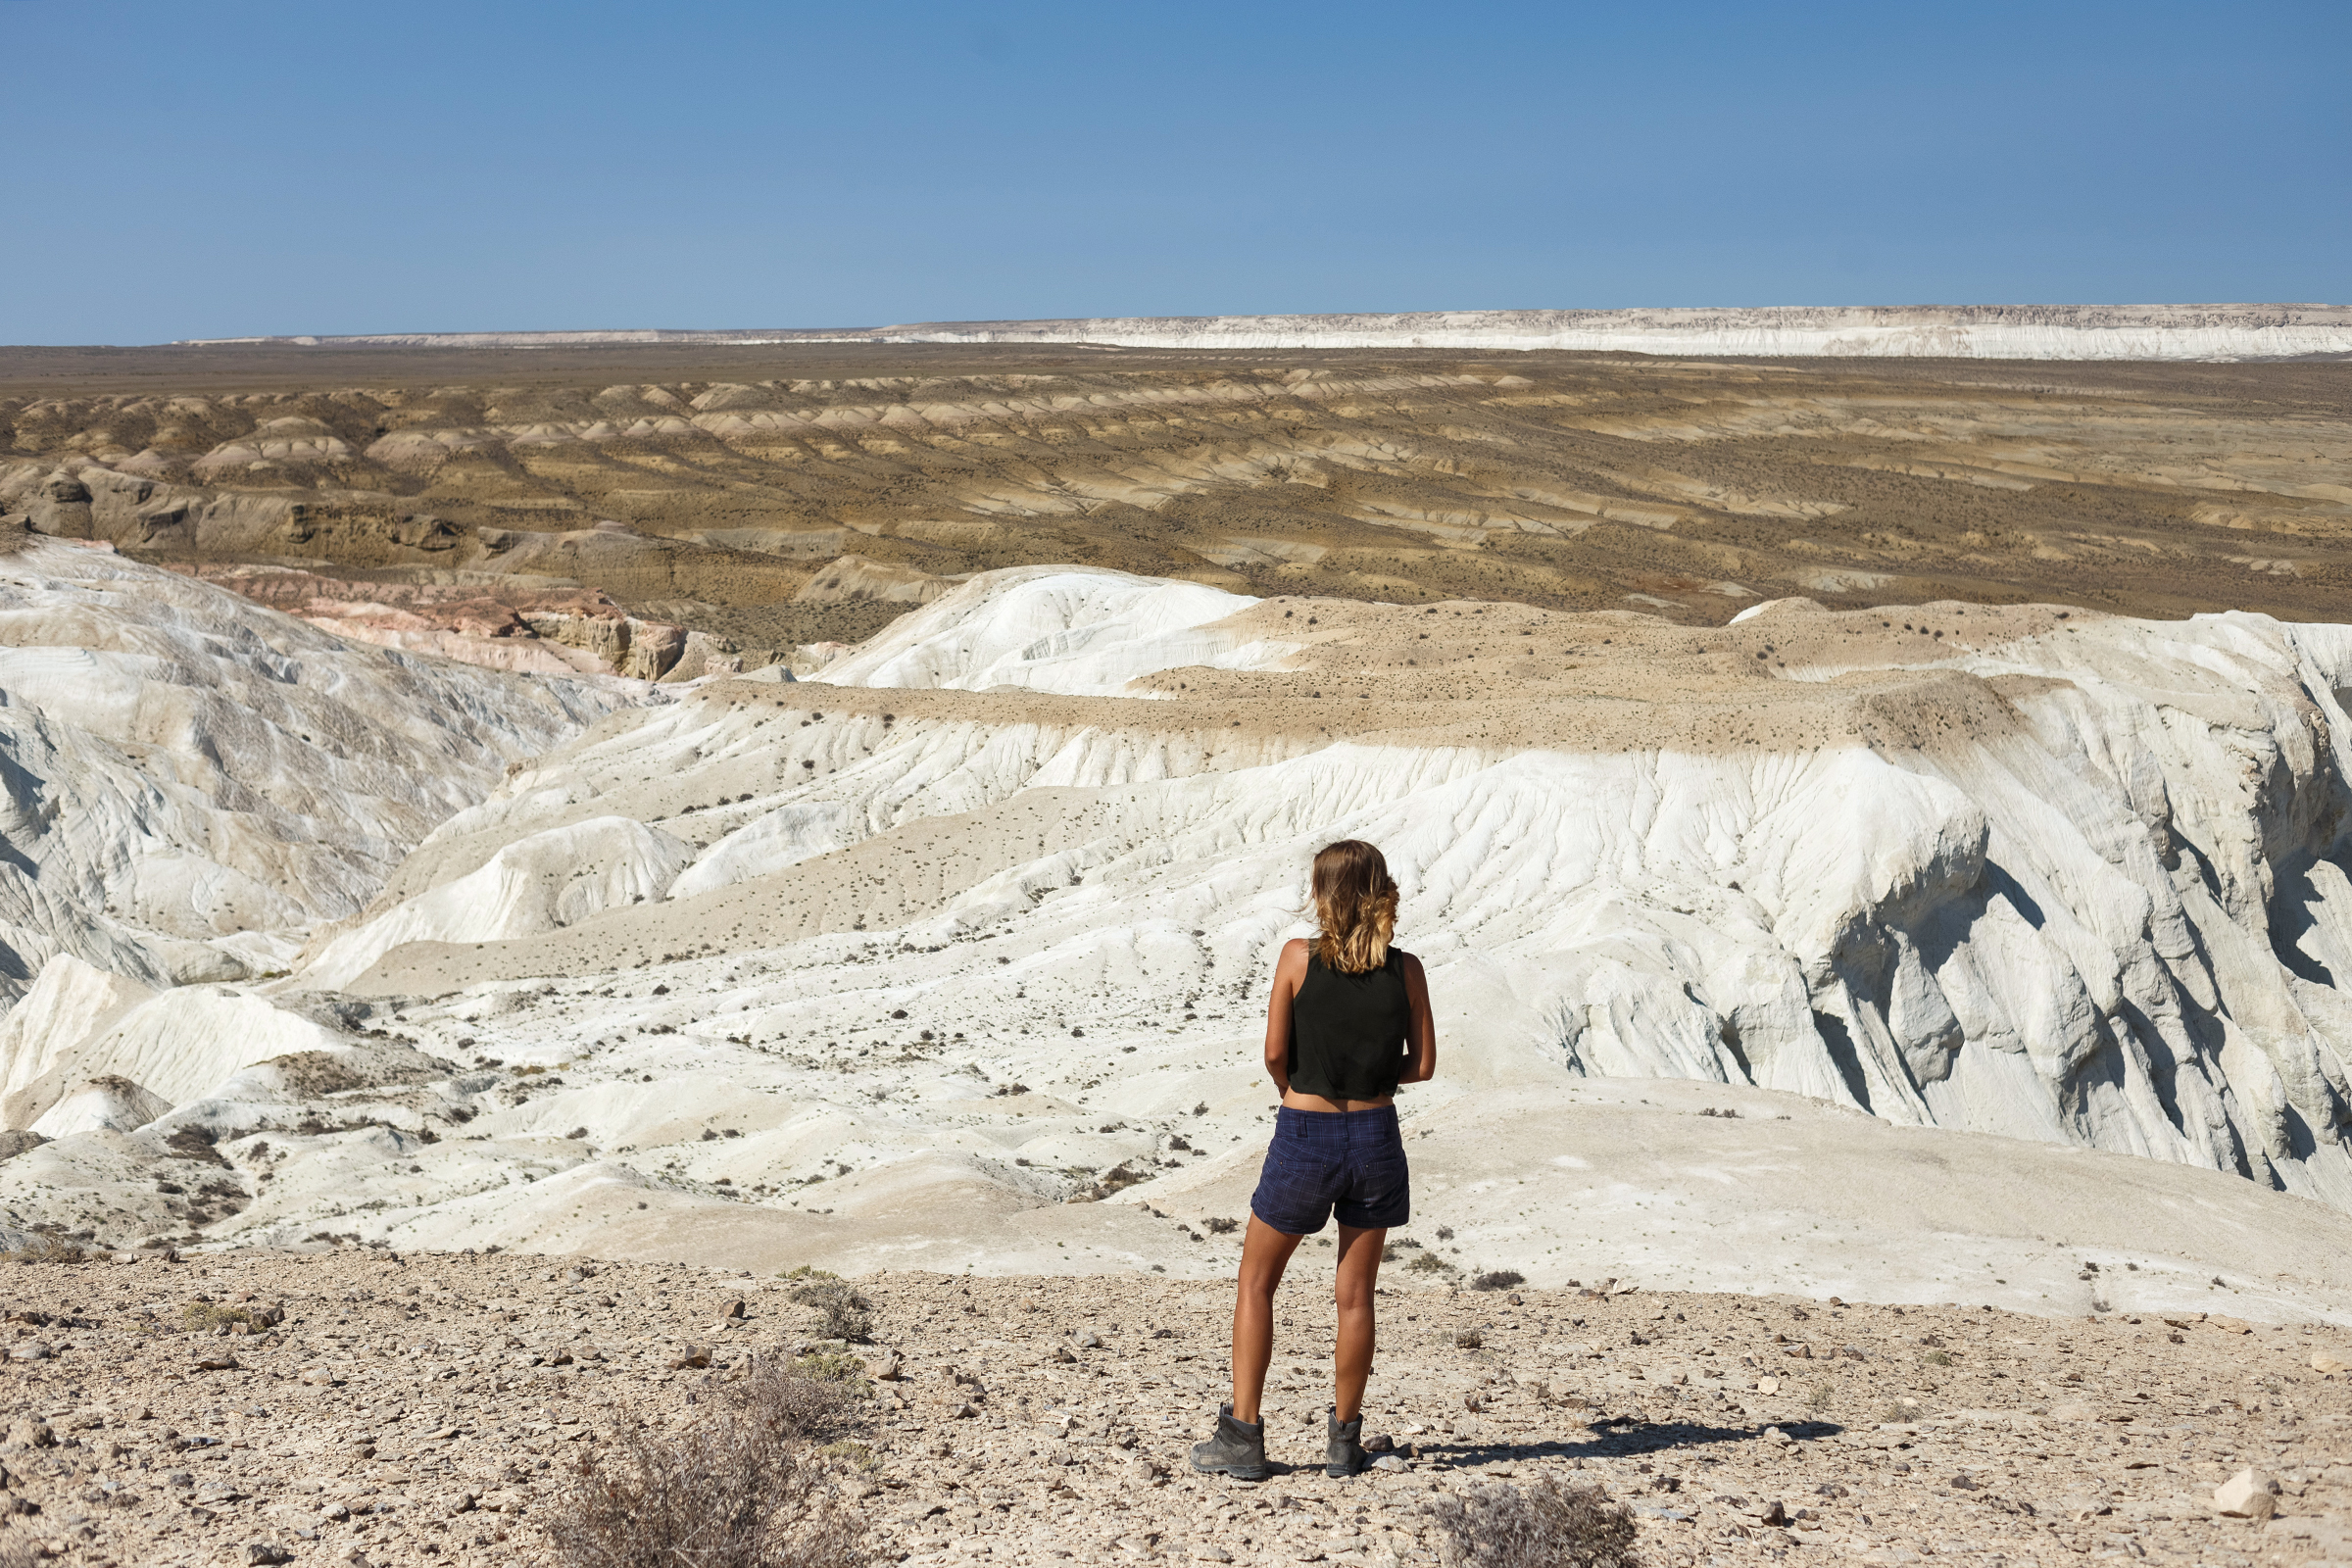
[1,1252,2348,1567]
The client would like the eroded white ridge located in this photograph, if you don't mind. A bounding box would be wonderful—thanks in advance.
[0,536,649,1007]
[5,564,2352,1312]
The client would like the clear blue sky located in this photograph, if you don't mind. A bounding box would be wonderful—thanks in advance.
[3,0,2344,344]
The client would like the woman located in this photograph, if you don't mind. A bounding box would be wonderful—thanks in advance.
[1191,839,1438,1482]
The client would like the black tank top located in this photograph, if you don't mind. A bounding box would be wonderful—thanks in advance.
[1288,948,1413,1101]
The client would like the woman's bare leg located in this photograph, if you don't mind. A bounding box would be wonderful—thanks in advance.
[1332,1224,1387,1421]
[1229,1215,1304,1423]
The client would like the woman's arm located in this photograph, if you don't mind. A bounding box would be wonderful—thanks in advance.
[1397,952,1438,1085]
[1261,939,1309,1099]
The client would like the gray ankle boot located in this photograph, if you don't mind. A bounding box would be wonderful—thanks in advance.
[1327,1405,1369,1477]
[1190,1403,1269,1481]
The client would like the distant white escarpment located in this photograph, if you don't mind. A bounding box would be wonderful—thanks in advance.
[194,303,2352,361]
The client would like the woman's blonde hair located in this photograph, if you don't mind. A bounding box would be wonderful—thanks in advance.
[1311,839,1399,974]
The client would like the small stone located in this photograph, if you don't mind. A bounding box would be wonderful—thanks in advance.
[2214,1467,2278,1520]
[721,1298,746,1319]
[477,1489,524,1514]
[1371,1454,1409,1473]
[1076,1330,1102,1349]
[2313,1351,2347,1376]
[1052,1344,1078,1363]
[2,1418,53,1449]
[8,1342,51,1363]
[443,1491,476,1516]
[298,1366,344,1387]
[667,1344,712,1370]
[1192,1547,1234,1562]
[866,1350,903,1381]
[192,1350,241,1371]
[245,1545,294,1566]
[1755,1377,1781,1395]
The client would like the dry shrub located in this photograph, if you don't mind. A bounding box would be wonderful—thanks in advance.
[2,1231,87,1263]
[788,1278,874,1343]
[1470,1270,1526,1293]
[730,1352,867,1441]
[550,1359,869,1568]
[1428,1478,1640,1568]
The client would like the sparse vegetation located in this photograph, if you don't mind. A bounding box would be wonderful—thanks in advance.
[1200,1216,1240,1236]
[180,1300,277,1333]
[1471,1269,1526,1293]
[1426,1477,1639,1568]
[550,1358,869,1568]
[1454,1328,1484,1349]
[788,1278,875,1343]
[0,1232,88,1264]
[791,1351,870,1388]
[814,1440,880,1472]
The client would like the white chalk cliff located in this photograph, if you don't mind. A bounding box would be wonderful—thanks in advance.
[311,568,2352,1200]
[4,561,2352,1315]
[0,536,649,1130]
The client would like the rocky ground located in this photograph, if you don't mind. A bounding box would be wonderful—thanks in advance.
[2,1250,2349,1568]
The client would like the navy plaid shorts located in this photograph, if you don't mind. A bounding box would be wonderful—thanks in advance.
[1249,1103,1411,1236]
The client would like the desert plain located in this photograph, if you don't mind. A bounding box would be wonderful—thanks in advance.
[0,333,2349,1566]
